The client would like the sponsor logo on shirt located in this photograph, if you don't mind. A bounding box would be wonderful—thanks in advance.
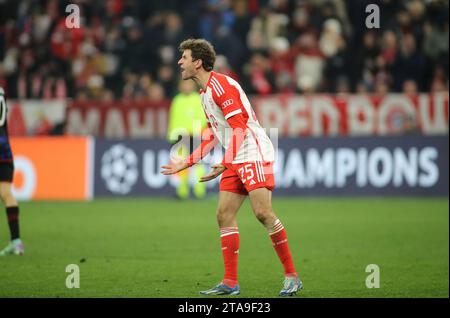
[222,99,234,108]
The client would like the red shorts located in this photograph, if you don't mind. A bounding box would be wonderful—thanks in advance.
[220,161,275,195]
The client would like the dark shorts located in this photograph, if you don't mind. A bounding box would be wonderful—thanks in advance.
[0,161,14,182]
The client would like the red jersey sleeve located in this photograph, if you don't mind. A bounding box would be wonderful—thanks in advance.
[209,75,243,120]
[186,126,218,167]
[221,113,248,168]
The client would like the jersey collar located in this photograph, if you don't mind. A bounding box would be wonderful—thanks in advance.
[205,71,216,91]
[199,71,215,94]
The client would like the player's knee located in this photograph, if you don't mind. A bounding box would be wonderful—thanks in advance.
[0,188,8,201]
[0,186,14,203]
[253,208,274,225]
[216,207,233,224]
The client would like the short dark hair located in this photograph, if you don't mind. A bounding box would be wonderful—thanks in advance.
[179,38,216,72]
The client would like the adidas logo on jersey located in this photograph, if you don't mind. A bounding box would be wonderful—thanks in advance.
[249,179,256,185]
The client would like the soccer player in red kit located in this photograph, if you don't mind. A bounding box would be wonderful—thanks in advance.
[161,39,302,296]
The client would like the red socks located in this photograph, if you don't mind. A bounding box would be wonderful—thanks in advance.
[219,220,296,287]
[220,227,240,287]
[269,219,297,277]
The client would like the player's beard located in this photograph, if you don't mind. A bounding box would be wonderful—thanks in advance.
[181,66,197,81]
[181,70,192,80]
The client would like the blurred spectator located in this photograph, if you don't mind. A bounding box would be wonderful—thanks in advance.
[392,32,425,91]
[101,89,115,103]
[402,79,418,95]
[374,80,390,96]
[214,55,239,80]
[319,19,344,58]
[355,81,369,94]
[122,23,149,74]
[157,65,176,97]
[320,18,350,93]
[163,12,185,48]
[122,71,139,99]
[243,52,275,95]
[212,25,246,73]
[353,31,379,90]
[430,67,449,93]
[269,36,296,91]
[247,4,289,52]
[423,21,449,61]
[294,32,324,93]
[147,83,166,102]
[380,30,398,67]
[137,72,153,95]
[335,76,351,95]
[287,2,313,43]
[231,0,252,53]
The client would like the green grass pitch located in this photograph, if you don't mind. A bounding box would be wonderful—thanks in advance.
[0,197,448,298]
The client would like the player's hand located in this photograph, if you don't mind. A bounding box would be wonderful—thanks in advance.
[161,160,189,175]
[199,164,226,182]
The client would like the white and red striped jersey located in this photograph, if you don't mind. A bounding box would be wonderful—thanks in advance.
[199,71,275,163]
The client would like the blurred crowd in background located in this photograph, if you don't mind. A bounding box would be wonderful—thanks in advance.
[0,0,448,101]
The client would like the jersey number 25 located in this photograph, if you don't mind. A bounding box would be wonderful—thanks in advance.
[238,163,255,183]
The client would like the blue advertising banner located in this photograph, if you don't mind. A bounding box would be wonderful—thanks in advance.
[93,136,448,197]
[273,135,448,196]
[94,139,175,197]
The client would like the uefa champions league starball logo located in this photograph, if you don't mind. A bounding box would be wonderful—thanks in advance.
[101,144,138,194]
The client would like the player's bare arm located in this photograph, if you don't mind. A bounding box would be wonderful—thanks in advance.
[199,164,226,182]
[198,117,246,182]
[161,147,225,180]
[162,125,219,177]
[161,160,189,175]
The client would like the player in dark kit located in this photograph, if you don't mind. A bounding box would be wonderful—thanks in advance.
[0,87,24,256]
